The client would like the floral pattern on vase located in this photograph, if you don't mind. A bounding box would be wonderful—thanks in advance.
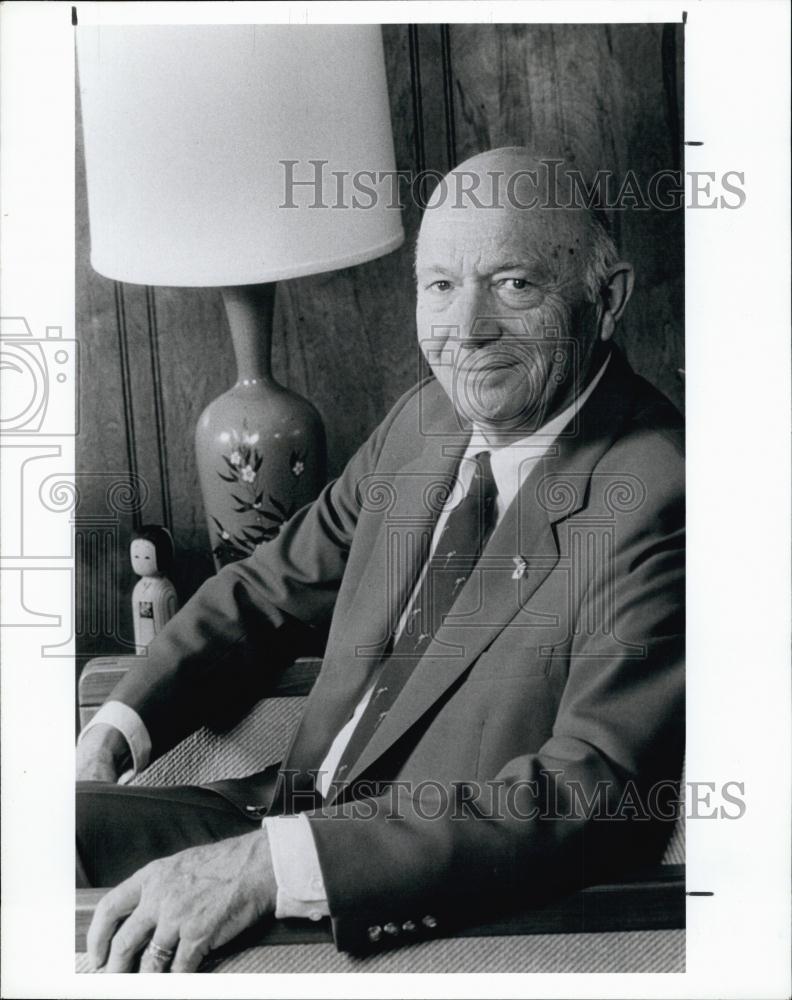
[210,424,308,565]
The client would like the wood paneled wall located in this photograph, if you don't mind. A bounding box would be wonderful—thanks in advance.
[76,23,684,662]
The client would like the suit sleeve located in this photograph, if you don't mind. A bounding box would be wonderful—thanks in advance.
[106,383,421,762]
[305,442,685,952]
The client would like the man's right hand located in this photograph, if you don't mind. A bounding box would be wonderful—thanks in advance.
[77,723,132,783]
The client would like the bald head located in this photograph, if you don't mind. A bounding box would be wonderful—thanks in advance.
[418,147,618,306]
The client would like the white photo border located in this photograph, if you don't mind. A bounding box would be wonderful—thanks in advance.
[1,1,789,997]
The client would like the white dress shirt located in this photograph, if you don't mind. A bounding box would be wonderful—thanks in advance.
[81,355,610,920]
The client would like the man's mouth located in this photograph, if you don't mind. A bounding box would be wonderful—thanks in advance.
[477,359,512,371]
[462,357,524,380]
[463,352,517,372]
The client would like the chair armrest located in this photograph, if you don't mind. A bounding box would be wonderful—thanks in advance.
[78,655,322,729]
[76,863,685,953]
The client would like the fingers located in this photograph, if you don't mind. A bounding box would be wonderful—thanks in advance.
[76,725,125,782]
[78,761,117,783]
[171,931,210,974]
[138,925,181,974]
[75,746,117,783]
[104,911,158,973]
[86,875,142,971]
[85,835,271,973]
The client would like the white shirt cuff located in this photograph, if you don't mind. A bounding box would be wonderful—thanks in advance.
[78,700,152,778]
[264,813,329,921]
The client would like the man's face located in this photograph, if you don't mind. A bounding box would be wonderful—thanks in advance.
[415,199,598,439]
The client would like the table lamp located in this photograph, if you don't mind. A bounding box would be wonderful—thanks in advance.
[77,24,404,567]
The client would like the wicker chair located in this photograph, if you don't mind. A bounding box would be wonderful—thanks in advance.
[76,655,685,973]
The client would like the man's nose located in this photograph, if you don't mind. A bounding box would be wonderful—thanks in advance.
[458,287,504,349]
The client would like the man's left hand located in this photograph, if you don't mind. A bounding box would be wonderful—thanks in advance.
[87,828,277,973]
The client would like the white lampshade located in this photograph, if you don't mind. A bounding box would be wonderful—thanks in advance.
[77,25,404,287]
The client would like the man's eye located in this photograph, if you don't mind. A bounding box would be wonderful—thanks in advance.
[497,278,531,291]
[429,280,453,292]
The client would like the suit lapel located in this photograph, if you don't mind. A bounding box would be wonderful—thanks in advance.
[342,428,470,665]
[286,410,470,777]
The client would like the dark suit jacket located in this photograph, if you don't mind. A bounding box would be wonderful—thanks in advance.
[112,348,684,952]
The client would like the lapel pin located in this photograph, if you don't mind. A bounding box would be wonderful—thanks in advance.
[512,556,528,580]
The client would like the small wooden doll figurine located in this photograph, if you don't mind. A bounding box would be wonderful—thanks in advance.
[131,524,178,654]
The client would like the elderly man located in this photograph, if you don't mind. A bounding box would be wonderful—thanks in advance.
[77,147,684,972]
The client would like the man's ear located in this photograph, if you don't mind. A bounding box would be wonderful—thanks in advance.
[598,263,634,341]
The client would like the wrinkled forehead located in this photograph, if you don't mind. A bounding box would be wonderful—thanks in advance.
[416,193,591,276]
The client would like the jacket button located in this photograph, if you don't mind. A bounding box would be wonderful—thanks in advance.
[244,804,268,817]
[383,922,400,936]
[402,920,417,932]
[422,914,438,930]
[367,925,383,943]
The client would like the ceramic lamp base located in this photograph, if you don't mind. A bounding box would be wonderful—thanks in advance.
[195,285,327,569]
